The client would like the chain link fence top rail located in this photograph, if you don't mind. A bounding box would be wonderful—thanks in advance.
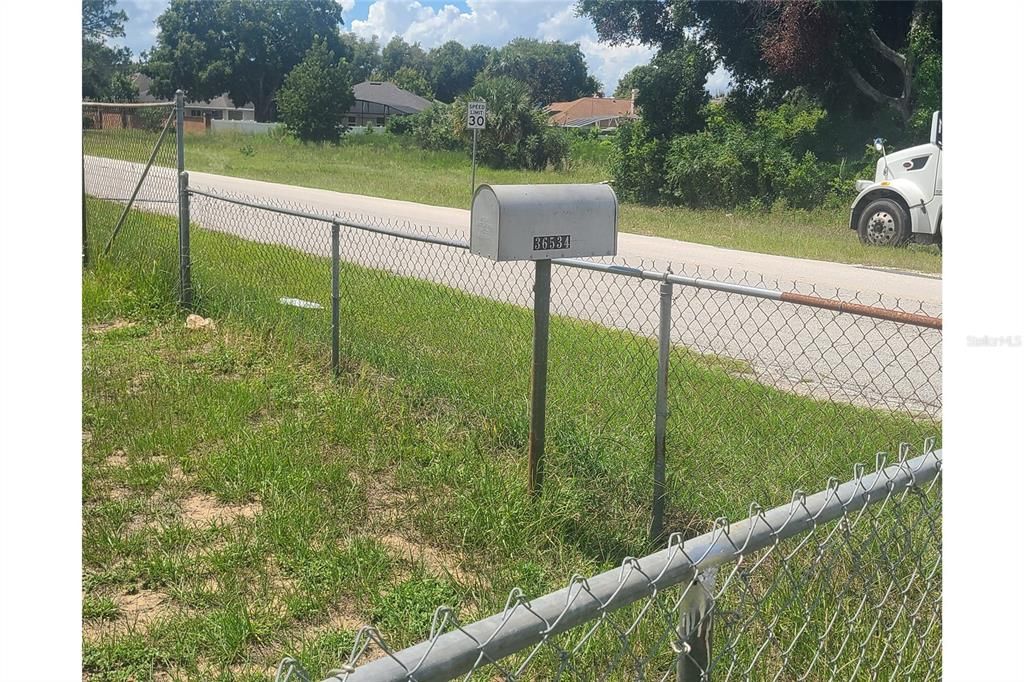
[170,184,940,503]
[271,440,939,682]
[83,121,943,680]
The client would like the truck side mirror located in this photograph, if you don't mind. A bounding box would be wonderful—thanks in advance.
[873,137,886,153]
[930,111,942,148]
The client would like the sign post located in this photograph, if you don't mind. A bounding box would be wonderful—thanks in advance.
[467,101,486,200]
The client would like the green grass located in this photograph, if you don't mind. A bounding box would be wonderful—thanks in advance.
[83,199,940,679]
[84,128,942,273]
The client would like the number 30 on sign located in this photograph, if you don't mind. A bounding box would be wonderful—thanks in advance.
[467,101,486,130]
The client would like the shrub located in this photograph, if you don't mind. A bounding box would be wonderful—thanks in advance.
[456,76,570,170]
[625,99,846,209]
[612,121,668,204]
[390,76,569,170]
[277,40,355,143]
[135,106,169,133]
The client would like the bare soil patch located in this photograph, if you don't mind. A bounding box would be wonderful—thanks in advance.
[378,534,472,584]
[83,589,172,641]
[179,492,262,526]
[89,319,136,334]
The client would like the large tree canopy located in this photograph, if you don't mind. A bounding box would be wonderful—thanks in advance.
[276,40,354,142]
[144,0,347,121]
[341,33,382,83]
[83,0,135,100]
[482,38,601,105]
[427,41,492,103]
[379,36,429,79]
[578,0,941,129]
[631,40,712,139]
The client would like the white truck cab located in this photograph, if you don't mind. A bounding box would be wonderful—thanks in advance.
[851,111,942,248]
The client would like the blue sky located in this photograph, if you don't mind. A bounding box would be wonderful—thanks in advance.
[111,0,731,96]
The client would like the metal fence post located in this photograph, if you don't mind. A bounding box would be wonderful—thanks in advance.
[331,221,341,378]
[650,279,673,542]
[677,569,716,682]
[178,171,192,308]
[175,90,192,308]
[528,258,552,496]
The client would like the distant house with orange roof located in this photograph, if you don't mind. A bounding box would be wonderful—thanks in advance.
[546,94,639,129]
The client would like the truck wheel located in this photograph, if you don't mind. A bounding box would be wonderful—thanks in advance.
[857,198,910,247]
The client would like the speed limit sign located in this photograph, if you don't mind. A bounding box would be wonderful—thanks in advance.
[467,101,486,129]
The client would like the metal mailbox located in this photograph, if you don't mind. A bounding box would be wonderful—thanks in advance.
[470,183,618,261]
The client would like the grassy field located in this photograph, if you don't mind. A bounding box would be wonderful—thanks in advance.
[84,129,943,274]
[83,199,939,679]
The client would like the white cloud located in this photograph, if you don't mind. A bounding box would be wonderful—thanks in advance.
[349,0,656,95]
[706,64,733,97]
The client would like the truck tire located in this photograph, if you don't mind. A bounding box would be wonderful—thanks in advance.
[857,198,910,247]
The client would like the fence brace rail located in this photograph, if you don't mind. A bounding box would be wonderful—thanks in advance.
[183,188,943,330]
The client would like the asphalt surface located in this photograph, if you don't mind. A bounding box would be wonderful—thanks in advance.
[85,155,942,418]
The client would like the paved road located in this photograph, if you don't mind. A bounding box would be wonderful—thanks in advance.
[85,155,942,418]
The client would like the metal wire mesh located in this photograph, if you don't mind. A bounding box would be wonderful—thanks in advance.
[83,132,942,681]
[323,441,941,682]
[169,185,942,526]
[82,102,179,280]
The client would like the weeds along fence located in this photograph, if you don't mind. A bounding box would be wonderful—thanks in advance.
[281,441,941,681]
[82,110,942,535]
[83,98,184,291]
[83,102,942,679]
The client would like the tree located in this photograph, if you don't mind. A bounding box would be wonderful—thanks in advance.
[456,76,569,170]
[483,38,600,105]
[341,33,382,83]
[578,0,941,128]
[143,0,348,122]
[276,40,354,142]
[427,41,491,102]
[82,0,133,100]
[613,64,646,99]
[392,66,433,99]
[380,36,429,78]
[631,40,712,139]
[83,0,126,41]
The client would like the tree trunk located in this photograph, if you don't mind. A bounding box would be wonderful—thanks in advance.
[846,1,923,125]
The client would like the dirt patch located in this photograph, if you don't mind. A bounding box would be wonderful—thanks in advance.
[379,534,472,583]
[105,450,128,467]
[89,319,135,334]
[351,470,411,528]
[83,589,172,641]
[83,430,93,445]
[179,492,262,526]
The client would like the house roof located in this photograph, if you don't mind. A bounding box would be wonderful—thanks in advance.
[130,74,254,110]
[546,97,637,126]
[561,114,632,128]
[352,81,433,114]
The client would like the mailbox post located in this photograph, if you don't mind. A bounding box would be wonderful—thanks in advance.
[471,184,618,495]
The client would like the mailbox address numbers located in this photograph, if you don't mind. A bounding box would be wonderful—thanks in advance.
[533,234,572,251]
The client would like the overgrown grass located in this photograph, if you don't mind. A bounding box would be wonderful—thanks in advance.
[84,129,942,273]
[83,199,940,679]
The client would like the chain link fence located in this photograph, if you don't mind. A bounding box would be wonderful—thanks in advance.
[170,184,941,527]
[82,100,181,285]
[83,111,942,679]
[274,441,940,681]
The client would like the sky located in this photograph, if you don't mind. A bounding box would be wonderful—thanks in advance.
[111,0,732,96]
